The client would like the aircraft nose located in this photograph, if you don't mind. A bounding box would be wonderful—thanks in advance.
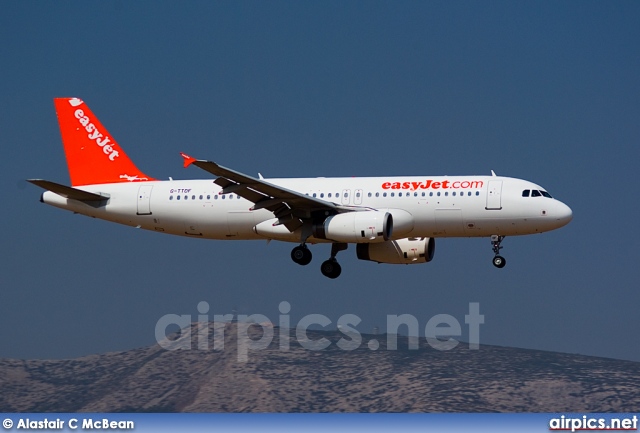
[555,201,573,227]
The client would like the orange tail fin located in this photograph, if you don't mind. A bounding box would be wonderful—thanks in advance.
[54,97,155,186]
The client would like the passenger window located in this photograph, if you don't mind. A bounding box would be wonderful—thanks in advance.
[199,195,203,200]
[313,193,317,198]
[207,195,210,200]
[222,195,226,199]
[429,192,433,197]
[383,192,387,197]
[422,192,425,197]
[522,190,530,197]
[177,195,181,200]
[452,192,456,196]
[414,192,418,197]
[398,192,402,197]
[531,190,541,197]
[320,193,324,198]
[214,195,218,200]
[356,192,360,197]
[475,191,479,196]
[437,192,441,197]
[391,193,395,197]
[184,195,188,200]
[328,193,332,198]
[376,192,380,197]
[468,192,471,196]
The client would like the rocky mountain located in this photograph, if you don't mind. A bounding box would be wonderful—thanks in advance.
[1,322,639,412]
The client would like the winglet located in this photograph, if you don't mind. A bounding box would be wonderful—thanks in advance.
[180,152,197,168]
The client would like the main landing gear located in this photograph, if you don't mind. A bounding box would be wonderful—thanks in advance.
[491,235,506,268]
[290,242,347,279]
[320,243,347,279]
[291,244,312,266]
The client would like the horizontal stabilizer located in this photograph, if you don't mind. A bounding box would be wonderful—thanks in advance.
[27,179,107,202]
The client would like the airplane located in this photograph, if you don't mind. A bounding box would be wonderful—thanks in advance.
[29,97,573,279]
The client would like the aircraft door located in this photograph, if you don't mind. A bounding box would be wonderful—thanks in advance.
[354,189,363,205]
[136,185,153,215]
[486,180,502,210]
[341,189,351,205]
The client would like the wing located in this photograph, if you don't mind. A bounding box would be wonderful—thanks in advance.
[181,153,347,231]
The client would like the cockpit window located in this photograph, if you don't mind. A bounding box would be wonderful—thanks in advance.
[540,190,552,198]
[522,189,530,197]
[531,190,541,197]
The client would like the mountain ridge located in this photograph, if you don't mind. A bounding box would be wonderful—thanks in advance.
[1,322,638,412]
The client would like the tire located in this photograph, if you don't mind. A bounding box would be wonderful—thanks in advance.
[291,246,312,266]
[320,260,342,279]
[492,255,506,268]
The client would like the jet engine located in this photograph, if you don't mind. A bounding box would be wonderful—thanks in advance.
[314,211,392,243]
[356,237,435,264]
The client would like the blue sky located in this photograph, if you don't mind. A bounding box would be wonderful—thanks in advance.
[1,1,639,361]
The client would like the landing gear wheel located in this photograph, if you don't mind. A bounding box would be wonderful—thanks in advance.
[493,255,506,268]
[291,245,312,266]
[320,259,342,279]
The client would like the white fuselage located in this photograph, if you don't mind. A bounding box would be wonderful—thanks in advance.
[41,175,573,242]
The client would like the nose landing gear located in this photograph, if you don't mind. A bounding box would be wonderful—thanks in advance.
[491,235,506,268]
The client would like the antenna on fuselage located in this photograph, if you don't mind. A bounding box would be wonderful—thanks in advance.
[491,170,497,176]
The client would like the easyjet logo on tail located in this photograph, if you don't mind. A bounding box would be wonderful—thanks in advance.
[381,180,484,190]
[55,97,155,186]
[72,106,120,161]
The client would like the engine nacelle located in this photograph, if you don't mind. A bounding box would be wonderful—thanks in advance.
[314,211,392,243]
[356,237,435,264]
